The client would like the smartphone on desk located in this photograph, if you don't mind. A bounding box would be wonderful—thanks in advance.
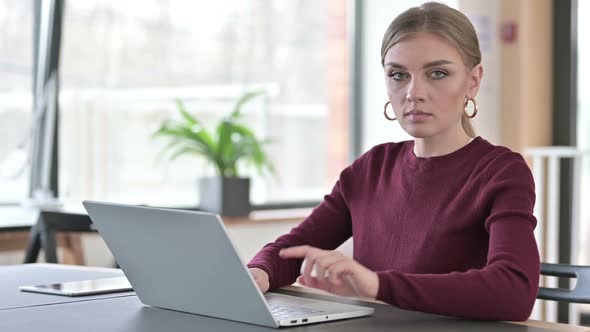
[19,277,133,297]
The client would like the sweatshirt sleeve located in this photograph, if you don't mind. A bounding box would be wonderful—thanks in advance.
[247,150,371,290]
[375,153,540,321]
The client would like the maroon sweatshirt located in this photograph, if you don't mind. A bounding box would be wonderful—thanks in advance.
[248,137,540,321]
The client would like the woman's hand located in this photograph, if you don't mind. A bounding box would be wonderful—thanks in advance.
[279,245,379,299]
[249,267,270,293]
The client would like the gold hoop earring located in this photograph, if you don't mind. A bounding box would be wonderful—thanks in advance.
[384,101,396,121]
[463,98,478,118]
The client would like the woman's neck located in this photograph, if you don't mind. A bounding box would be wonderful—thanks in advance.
[413,128,473,158]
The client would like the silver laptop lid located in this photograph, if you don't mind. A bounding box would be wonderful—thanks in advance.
[83,201,278,328]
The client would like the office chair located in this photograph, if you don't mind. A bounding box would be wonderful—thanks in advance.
[537,263,590,303]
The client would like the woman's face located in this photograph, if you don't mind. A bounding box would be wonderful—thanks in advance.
[383,32,482,138]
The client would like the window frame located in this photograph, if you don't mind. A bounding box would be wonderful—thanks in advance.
[31,0,363,209]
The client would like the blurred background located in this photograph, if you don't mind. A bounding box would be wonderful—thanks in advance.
[0,0,588,326]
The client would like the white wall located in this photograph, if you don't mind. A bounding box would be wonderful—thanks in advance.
[458,0,501,144]
[360,0,501,152]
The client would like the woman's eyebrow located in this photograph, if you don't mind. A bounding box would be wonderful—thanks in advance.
[384,62,407,69]
[384,59,455,69]
[422,60,454,68]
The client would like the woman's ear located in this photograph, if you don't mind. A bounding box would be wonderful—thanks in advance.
[467,64,483,98]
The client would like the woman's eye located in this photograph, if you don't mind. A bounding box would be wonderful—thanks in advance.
[429,70,448,79]
[390,72,408,81]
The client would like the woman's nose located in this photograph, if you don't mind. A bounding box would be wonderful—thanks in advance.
[406,77,426,103]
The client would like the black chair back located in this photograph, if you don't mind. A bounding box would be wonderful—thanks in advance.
[538,263,590,303]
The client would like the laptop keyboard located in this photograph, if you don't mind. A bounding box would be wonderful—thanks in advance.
[269,303,325,319]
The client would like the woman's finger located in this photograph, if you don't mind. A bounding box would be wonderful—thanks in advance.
[282,246,324,285]
[315,253,346,288]
[323,260,357,290]
[330,260,377,297]
[300,251,322,285]
[279,245,313,258]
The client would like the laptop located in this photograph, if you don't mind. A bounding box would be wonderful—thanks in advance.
[82,201,374,327]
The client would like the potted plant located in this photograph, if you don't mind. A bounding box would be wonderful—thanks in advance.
[153,91,274,216]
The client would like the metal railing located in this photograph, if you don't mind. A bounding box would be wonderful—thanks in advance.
[525,147,590,324]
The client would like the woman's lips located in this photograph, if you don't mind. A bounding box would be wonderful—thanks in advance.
[404,110,432,122]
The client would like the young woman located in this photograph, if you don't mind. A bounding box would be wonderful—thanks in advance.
[248,2,539,321]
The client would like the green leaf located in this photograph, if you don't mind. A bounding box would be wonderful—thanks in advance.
[152,93,275,178]
[230,90,265,118]
[224,124,275,176]
[154,140,182,163]
[217,120,235,170]
[168,145,208,161]
[175,99,198,125]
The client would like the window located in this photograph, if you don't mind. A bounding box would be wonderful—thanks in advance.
[577,0,590,266]
[0,0,33,203]
[59,0,350,206]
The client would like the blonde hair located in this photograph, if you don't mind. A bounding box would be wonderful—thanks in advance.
[381,2,481,137]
